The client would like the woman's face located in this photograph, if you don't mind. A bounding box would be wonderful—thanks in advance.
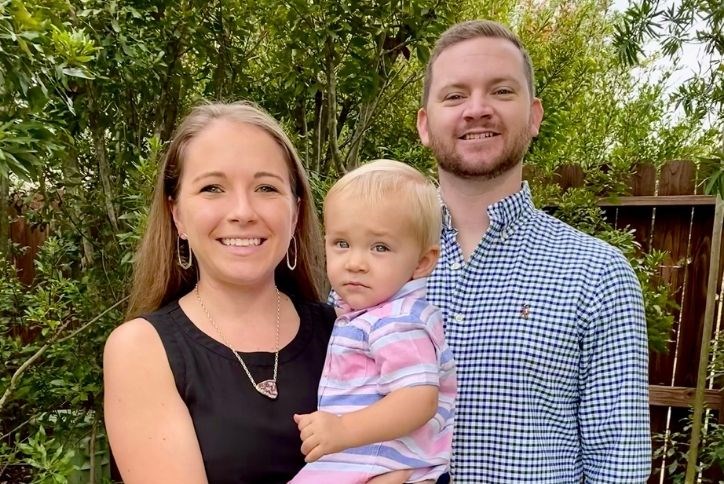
[171,118,298,290]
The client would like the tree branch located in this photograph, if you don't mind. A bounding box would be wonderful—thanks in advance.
[0,297,128,414]
[325,35,343,172]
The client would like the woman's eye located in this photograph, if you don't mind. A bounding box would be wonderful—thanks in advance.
[200,184,223,193]
[257,184,279,193]
[372,244,389,252]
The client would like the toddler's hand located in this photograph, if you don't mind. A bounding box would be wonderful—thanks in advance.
[293,411,348,462]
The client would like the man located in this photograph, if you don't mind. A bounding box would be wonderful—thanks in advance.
[417,20,651,482]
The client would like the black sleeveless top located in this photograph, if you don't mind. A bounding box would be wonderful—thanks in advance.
[144,298,335,484]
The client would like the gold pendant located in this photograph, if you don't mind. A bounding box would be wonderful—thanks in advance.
[255,379,278,399]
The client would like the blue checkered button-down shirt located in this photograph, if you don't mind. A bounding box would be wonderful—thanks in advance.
[428,183,651,483]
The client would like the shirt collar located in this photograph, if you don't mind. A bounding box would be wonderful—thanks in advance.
[440,181,534,232]
[336,278,428,320]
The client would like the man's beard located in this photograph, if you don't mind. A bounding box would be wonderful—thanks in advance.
[429,127,532,180]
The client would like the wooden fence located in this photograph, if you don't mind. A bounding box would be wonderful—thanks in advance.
[542,160,723,482]
[9,159,724,481]
[9,200,46,286]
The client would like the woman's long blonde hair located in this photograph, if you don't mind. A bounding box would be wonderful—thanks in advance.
[126,101,325,318]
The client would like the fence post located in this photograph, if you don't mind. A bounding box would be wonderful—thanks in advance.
[685,195,724,483]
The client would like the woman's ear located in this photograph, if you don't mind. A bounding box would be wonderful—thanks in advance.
[412,245,440,279]
[291,197,300,234]
[169,196,185,236]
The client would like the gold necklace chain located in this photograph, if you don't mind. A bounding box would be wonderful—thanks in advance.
[194,283,280,399]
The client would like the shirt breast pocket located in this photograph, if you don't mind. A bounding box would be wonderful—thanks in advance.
[511,301,579,389]
[324,325,375,388]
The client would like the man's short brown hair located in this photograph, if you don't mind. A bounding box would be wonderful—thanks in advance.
[421,20,536,106]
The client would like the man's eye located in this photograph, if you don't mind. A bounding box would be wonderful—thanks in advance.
[335,240,349,249]
[494,88,514,95]
[372,244,389,252]
[444,94,464,101]
[201,184,223,193]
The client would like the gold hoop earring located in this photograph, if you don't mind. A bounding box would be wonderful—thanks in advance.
[177,234,193,270]
[286,235,297,271]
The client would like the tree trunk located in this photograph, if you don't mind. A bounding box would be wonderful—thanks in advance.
[0,175,9,260]
[313,90,324,173]
[210,4,230,99]
[325,36,343,173]
[344,100,376,170]
[63,142,95,267]
[154,34,184,142]
[88,86,119,232]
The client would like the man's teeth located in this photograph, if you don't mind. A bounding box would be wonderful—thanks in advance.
[462,132,496,140]
[221,238,262,247]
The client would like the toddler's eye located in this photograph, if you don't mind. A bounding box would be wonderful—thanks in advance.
[335,240,349,249]
[372,244,389,252]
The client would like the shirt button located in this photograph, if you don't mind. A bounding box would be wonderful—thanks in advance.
[454,313,464,322]
[451,262,462,270]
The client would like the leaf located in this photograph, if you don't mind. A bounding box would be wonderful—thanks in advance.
[416,44,429,63]
[61,67,93,79]
[27,85,48,112]
[704,172,723,196]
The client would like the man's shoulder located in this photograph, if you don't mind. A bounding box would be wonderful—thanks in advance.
[527,209,627,264]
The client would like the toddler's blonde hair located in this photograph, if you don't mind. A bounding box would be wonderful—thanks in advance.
[324,159,442,250]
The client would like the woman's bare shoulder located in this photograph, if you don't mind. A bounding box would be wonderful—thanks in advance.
[104,317,165,364]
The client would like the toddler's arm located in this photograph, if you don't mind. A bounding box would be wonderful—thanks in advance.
[294,385,438,462]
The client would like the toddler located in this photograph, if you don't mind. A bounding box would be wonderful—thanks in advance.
[291,160,456,484]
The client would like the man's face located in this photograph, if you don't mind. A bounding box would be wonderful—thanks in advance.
[417,36,543,180]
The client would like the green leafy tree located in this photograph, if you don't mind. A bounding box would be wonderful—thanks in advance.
[256,0,452,176]
[614,0,724,196]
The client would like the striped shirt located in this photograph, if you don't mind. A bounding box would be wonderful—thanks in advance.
[428,182,651,483]
[292,278,456,483]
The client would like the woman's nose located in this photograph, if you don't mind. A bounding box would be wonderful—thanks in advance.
[228,192,258,223]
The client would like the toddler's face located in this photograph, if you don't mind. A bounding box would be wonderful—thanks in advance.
[324,195,430,311]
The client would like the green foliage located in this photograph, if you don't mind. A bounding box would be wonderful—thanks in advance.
[257,0,452,173]
[652,415,724,482]
[0,236,123,480]
[709,331,724,382]
[614,0,724,194]
[18,425,77,483]
[614,0,723,122]
[699,147,724,198]
[0,0,92,180]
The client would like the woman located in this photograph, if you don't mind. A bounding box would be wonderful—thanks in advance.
[104,102,335,483]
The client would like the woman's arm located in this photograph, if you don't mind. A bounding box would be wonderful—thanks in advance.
[295,385,438,462]
[104,318,208,484]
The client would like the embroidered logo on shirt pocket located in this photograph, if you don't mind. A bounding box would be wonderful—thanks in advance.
[520,303,530,320]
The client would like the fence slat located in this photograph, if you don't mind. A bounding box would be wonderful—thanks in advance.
[658,160,697,196]
[629,163,657,196]
[675,206,715,387]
